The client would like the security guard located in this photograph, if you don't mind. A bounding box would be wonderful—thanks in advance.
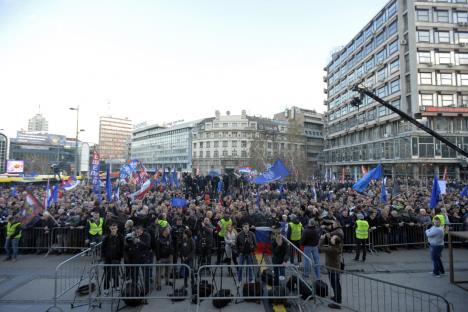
[216,212,232,264]
[86,212,104,245]
[288,214,303,263]
[4,215,22,262]
[354,213,369,262]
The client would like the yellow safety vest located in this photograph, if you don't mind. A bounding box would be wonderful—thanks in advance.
[355,220,369,239]
[88,217,103,236]
[289,222,302,241]
[218,219,232,238]
[7,222,21,239]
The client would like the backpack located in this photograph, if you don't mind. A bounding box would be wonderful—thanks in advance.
[191,280,214,304]
[212,289,232,309]
[286,276,312,300]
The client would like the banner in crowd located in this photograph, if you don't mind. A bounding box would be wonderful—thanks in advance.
[129,178,152,201]
[254,160,289,184]
[119,159,148,186]
[21,192,43,225]
[62,176,80,191]
[90,149,101,201]
[255,226,272,255]
[171,197,188,208]
[106,163,112,200]
[430,176,441,209]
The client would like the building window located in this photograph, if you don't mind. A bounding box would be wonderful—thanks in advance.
[457,53,468,65]
[222,150,228,157]
[455,32,468,44]
[435,10,449,23]
[416,9,430,22]
[241,140,247,148]
[418,51,432,63]
[419,72,433,85]
[441,94,454,106]
[420,93,434,106]
[388,39,399,55]
[231,140,237,147]
[232,150,237,157]
[375,13,385,29]
[365,59,374,71]
[199,142,203,148]
[241,150,247,158]
[455,11,468,23]
[459,74,468,86]
[377,85,387,97]
[222,140,228,148]
[387,2,397,17]
[214,141,219,148]
[460,94,468,107]
[193,142,197,149]
[436,52,451,64]
[438,73,453,85]
[206,141,210,148]
[199,151,203,158]
[390,79,400,93]
[205,151,210,158]
[376,49,387,63]
[387,20,397,36]
[436,31,450,44]
[375,31,386,46]
[419,137,434,158]
[417,30,431,42]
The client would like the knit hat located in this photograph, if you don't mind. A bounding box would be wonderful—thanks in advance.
[357,213,364,220]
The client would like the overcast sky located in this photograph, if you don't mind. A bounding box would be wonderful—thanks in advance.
[0,0,388,143]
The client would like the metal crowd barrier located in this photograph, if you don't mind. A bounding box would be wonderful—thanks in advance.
[88,263,192,312]
[281,235,453,312]
[196,264,302,312]
[49,227,87,253]
[47,242,102,312]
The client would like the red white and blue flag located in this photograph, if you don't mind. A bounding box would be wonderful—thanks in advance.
[129,178,153,201]
[62,177,81,191]
[255,226,272,255]
[21,192,44,226]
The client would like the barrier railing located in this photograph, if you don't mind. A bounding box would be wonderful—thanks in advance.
[281,235,453,312]
[196,264,302,312]
[47,242,102,312]
[88,263,192,312]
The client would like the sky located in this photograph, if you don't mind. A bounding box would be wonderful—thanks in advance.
[0,0,389,144]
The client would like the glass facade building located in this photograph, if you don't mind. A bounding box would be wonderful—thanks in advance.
[324,0,468,180]
[99,116,133,162]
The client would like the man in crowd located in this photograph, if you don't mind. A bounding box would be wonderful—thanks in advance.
[101,223,124,294]
[302,219,321,279]
[320,231,343,310]
[236,223,256,283]
[425,216,445,277]
[4,214,22,262]
[354,213,369,262]
[287,214,303,264]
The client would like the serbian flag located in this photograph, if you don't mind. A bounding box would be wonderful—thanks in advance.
[255,226,272,255]
[62,177,80,191]
[129,179,152,201]
[21,192,44,226]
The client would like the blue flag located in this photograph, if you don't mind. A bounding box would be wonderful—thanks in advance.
[429,175,441,209]
[47,184,59,207]
[217,179,223,193]
[380,177,387,203]
[11,186,17,197]
[171,197,188,208]
[254,160,289,184]
[106,164,112,201]
[460,186,468,198]
[352,164,383,193]
[172,169,179,188]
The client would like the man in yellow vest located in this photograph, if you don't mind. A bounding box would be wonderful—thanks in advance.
[354,213,369,262]
[4,215,22,262]
[216,212,232,264]
[86,212,104,245]
[288,214,303,264]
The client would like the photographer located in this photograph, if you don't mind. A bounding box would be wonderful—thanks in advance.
[124,225,152,293]
[171,217,187,264]
[198,217,214,266]
[101,223,124,294]
[179,229,195,288]
[155,227,173,290]
[236,223,256,283]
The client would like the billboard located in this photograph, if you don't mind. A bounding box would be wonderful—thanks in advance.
[7,160,24,173]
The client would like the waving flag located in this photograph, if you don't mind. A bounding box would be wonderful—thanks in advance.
[129,179,152,201]
[171,197,188,208]
[62,177,81,191]
[47,184,59,208]
[460,186,468,198]
[90,149,101,202]
[105,164,112,200]
[254,160,289,184]
[380,177,387,203]
[255,227,272,255]
[21,192,44,226]
[352,164,383,193]
[429,175,441,209]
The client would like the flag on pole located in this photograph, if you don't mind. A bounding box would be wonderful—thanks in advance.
[380,177,387,203]
[105,163,112,201]
[352,164,383,193]
[90,148,101,202]
[129,179,153,201]
[460,185,468,198]
[21,192,44,226]
[429,175,441,209]
[48,184,59,207]
[255,227,272,255]
[62,176,81,191]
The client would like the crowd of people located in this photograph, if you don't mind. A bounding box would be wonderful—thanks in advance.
[1,174,467,308]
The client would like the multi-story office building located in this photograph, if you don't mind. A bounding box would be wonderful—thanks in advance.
[274,107,325,176]
[131,121,200,172]
[324,0,468,180]
[98,116,133,163]
[0,132,7,173]
[192,110,308,179]
[28,113,49,132]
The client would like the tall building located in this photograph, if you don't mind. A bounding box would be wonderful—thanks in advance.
[0,132,7,173]
[98,116,133,163]
[192,110,308,179]
[131,120,200,172]
[323,0,468,180]
[274,107,325,176]
[28,113,49,132]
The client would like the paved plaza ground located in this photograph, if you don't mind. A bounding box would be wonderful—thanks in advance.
[0,247,467,312]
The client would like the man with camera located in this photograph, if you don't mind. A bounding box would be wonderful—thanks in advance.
[101,223,124,294]
[236,223,256,283]
[198,217,214,266]
[124,225,152,294]
[171,217,187,264]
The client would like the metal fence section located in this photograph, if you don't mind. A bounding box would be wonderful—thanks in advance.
[47,242,102,312]
[88,263,192,312]
[49,227,87,253]
[195,264,302,312]
[281,235,452,312]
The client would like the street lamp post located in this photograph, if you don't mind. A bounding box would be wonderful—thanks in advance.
[69,106,80,177]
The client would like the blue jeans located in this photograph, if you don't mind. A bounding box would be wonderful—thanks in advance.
[303,245,320,279]
[5,238,19,259]
[430,245,444,275]
[237,254,253,282]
